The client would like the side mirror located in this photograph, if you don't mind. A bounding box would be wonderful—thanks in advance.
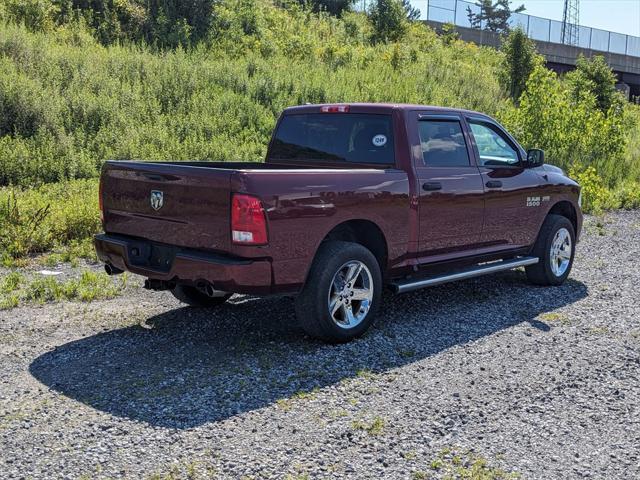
[526,149,544,168]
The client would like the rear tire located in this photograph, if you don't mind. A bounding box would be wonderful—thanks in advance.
[171,284,232,307]
[525,214,575,286]
[295,241,382,343]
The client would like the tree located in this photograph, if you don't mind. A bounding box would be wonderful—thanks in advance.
[501,27,537,102]
[440,22,459,45]
[467,0,524,34]
[1,0,60,32]
[299,0,355,17]
[369,0,407,43]
[402,0,420,21]
[52,0,221,48]
[567,55,623,114]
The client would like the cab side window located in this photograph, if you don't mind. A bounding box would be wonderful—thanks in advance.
[469,121,520,166]
[418,120,470,167]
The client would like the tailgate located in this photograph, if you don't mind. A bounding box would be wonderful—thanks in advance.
[101,161,233,252]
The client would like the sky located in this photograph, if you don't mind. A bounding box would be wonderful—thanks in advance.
[518,0,640,37]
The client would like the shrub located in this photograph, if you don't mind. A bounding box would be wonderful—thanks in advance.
[0,59,62,137]
[5,0,221,48]
[0,189,50,258]
[368,0,407,43]
[499,65,626,186]
[0,10,508,189]
[439,22,459,46]
[501,27,537,102]
[0,179,100,258]
[0,0,637,232]
[568,166,616,214]
[621,103,640,183]
[0,0,59,32]
[567,55,624,115]
[613,181,640,210]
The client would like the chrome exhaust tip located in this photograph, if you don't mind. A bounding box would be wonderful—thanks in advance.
[196,281,227,298]
[104,264,124,276]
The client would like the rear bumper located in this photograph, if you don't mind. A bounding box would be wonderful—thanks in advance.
[94,233,272,294]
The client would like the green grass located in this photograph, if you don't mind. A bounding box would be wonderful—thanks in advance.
[37,238,97,267]
[0,269,126,309]
[276,387,320,410]
[351,415,385,436]
[428,447,520,480]
[0,271,23,309]
[0,270,24,292]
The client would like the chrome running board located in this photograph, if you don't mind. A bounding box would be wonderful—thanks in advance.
[390,256,539,294]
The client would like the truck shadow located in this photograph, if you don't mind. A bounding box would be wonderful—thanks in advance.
[29,271,587,429]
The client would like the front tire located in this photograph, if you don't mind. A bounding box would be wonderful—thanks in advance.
[171,284,232,307]
[295,241,382,343]
[526,214,576,286]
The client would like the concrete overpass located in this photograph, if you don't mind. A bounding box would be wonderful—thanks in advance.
[355,1,640,100]
[425,20,640,100]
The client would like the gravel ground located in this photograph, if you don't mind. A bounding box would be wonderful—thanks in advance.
[1,210,639,479]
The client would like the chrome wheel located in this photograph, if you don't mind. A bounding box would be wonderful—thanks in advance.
[550,227,572,277]
[328,260,374,329]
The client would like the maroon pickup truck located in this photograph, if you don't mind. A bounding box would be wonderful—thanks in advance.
[95,103,582,342]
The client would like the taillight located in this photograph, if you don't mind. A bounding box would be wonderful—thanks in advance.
[231,194,268,245]
[320,104,349,113]
[99,177,104,225]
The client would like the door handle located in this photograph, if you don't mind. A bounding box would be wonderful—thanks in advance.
[143,173,166,181]
[485,180,502,189]
[422,182,442,191]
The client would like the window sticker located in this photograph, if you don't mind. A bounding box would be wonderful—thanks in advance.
[372,134,387,147]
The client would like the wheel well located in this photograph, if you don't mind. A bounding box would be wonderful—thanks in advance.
[323,220,388,274]
[548,201,577,233]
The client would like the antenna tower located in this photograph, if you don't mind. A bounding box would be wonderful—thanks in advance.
[561,0,580,46]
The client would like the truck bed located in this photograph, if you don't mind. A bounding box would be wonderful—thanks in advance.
[100,160,405,261]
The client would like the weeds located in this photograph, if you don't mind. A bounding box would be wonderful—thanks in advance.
[428,447,520,479]
[0,271,24,293]
[0,180,100,259]
[356,368,375,379]
[0,270,126,309]
[588,326,610,335]
[0,0,636,265]
[38,238,97,267]
[351,415,385,436]
[397,348,416,359]
[402,450,417,460]
[276,387,320,411]
[538,312,570,325]
[0,9,507,189]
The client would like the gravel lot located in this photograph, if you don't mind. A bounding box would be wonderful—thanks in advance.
[1,210,639,479]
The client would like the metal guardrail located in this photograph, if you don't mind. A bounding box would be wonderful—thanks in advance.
[355,0,640,58]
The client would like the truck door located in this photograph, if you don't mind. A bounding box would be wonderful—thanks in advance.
[465,116,547,249]
[412,113,485,259]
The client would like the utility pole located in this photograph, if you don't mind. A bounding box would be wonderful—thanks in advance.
[561,0,580,46]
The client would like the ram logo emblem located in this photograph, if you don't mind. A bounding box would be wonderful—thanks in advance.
[150,190,164,211]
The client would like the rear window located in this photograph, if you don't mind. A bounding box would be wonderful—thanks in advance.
[267,113,395,165]
[419,120,470,167]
